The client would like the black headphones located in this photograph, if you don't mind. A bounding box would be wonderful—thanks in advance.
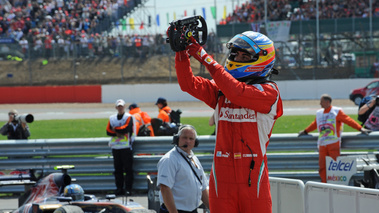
[172,125,199,147]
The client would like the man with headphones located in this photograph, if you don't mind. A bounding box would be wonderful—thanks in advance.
[157,125,209,213]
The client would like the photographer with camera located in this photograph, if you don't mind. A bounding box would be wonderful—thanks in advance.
[358,94,379,130]
[167,16,283,213]
[0,109,31,140]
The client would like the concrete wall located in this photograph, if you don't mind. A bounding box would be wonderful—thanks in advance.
[101,78,376,103]
[102,83,198,104]
[0,78,375,104]
[0,85,101,104]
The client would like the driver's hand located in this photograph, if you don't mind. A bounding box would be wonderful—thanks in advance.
[185,36,205,61]
[166,25,171,37]
[186,37,218,67]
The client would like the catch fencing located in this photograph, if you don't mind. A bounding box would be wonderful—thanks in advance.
[0,132,379,194]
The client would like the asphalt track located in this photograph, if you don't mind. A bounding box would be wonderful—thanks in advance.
[0,99,358,211]
[0,99,358,121]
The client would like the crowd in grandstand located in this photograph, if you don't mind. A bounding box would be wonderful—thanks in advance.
[14,32,169,59]
[0,0,378,59]
[220,0,379,24]
[10,31,222,59]
[0,0,154,58]
[0,0,135,39]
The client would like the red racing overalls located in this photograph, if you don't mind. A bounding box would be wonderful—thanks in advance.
[175,51,283,213]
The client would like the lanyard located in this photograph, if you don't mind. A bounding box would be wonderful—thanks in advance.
[176,147,202,185]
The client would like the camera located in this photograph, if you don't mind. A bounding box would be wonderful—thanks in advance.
[14,114,34,123]
[166,15,208,52]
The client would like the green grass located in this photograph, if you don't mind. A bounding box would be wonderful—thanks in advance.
[0,114,361,139]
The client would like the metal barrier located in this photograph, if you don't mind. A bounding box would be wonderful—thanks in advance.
[269,177,305,213]
[0,132,378,193]
[304,181,379,213]
[270,177,379,213]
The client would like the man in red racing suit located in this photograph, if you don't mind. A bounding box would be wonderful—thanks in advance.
[174,32,283,213]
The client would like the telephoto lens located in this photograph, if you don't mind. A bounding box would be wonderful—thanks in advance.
[15,114,34,123]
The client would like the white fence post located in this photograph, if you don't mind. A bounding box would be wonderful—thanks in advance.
[269,177,305,213]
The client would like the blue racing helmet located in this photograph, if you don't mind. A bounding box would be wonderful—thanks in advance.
[225,31,275,80]
[63,184,84,201]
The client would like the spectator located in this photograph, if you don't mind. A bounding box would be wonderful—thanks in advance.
[80,33,88,57]
[298,94,370,182]
[157,125,209,213]
[124,34,133,57]
[128,103,155,136]
[57,35,64,57]
[358,95,379,130]
[106,99,136,196]
[34,35,43,57]
[0,109,30,140]
[223,0,379,24]
[142,34,151,58]
[0,0,376,60]
[94,33,102,56]
[371,59,379,78]
[133,34,142,58]
[19,36,28,58]
[101,34,108,55]
[155,33,166,55]
[64,37,71,57]
[155,97,171,123]
[88,34,95,57]
[14,27,23,41]
[44,34,52,58]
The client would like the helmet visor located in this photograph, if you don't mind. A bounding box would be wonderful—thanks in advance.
[226,34,261,56]
[228,48,259,63]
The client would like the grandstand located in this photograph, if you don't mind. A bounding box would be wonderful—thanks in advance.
[220,0,379,24]
[0,0,378,86]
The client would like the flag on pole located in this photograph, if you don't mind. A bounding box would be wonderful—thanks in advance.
[167,13,169,25]
[223,6,227,19]
[122,18,127,31]
[184,10,187,17]
[139,21,144,30]
[202,7,206,20]
[174,12,176,20]
[211,6,216,19]
[193,9,196,16]
[130,18,134,29]
[156,14,160,26]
